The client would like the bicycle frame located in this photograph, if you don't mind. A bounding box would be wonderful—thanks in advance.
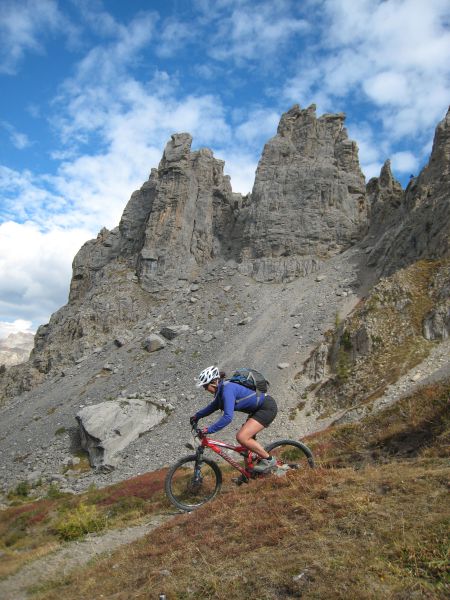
[197,433,259,479]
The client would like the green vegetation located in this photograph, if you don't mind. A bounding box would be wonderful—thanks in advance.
[54,503,107,541]
[335,346,352,382]
[6,481,31,501]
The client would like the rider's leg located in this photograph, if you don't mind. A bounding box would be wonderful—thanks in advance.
[236,418,270,459]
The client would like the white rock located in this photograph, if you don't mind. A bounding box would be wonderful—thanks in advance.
[277,362,290,369]
[76,399,170,470]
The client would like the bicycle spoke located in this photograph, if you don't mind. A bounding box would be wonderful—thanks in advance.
[266,440,315,469]
[165,456,222,511]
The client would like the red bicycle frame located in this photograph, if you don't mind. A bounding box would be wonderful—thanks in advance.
[199,433,260,479]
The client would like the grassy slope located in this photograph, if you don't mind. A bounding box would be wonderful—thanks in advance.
[2,380,449,600]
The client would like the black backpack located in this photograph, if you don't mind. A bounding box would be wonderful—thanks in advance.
[228,368,270,394]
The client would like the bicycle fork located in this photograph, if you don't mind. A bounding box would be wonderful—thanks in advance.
[193,446,205,484]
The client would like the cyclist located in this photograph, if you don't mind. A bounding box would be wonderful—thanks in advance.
[190,365,278,472]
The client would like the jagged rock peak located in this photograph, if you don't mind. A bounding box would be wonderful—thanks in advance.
[417,106,450,186]
[159,133,193,166]
[137,133,238,290]
[366,160,404,241]
[367,107,450,274]
[379,159,403,191]
[275,104,352,164]
[239,104,368,281]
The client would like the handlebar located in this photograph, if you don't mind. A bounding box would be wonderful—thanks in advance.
[191,423,205,438]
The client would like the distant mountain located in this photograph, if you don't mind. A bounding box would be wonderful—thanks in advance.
[0,332,34,368]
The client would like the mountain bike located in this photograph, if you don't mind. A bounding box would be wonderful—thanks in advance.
[165,424,315,511]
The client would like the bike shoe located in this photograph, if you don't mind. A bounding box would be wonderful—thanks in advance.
[252,456,277,473]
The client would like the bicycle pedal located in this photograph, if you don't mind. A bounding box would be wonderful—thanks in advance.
[232,476,249,486]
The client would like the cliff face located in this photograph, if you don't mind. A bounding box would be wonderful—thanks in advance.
[137,133,240,291]
[239,105,368,281]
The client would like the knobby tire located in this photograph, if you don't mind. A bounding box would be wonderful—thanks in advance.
[165,454,222,512]
[265,439,315,468]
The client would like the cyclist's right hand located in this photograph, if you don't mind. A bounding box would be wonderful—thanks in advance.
[198,426,208,438]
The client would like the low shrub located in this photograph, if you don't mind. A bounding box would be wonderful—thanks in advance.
[54,503,107,541]
[12,481,30,498]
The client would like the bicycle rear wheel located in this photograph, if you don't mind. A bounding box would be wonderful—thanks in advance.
[165,454,222,512]
[265,439,315,469]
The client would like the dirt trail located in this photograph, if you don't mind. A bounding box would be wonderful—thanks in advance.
[0,513,172,600]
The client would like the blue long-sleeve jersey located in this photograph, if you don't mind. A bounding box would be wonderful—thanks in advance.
[195,380,264,434]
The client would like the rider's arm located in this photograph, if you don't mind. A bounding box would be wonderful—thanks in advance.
[204,387,235,434]
[195,395,220,420]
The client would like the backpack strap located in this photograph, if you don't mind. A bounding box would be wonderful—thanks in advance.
[235,390,264,408]
[223,381,265,409]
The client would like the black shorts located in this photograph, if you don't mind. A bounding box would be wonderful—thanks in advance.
[248,395,278,428]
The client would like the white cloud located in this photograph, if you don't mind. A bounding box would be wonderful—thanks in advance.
[221,152,258,195]
[280,0,450,187]
[0,0,77,74]
[205,0,309,63]
[1,121,32,149]
[0,221,92,329]
[391,151,419,174]
[235,108,279,145]
[157,18,195,58]
[363,71,410,107]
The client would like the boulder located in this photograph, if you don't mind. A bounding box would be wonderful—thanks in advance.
[159,325,190,340]
[76,399,169,470]
[143,334,166,352]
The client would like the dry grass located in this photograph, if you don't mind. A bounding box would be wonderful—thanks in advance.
[25,379,450,600]
[317,259,448,409]
[308,379,450,467]
[30,462,449,600]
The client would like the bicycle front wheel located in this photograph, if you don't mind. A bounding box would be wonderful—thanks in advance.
[265,439,315,469]
[165,454,222,512]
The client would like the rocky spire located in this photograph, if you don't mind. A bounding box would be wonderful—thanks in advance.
[367,107,450,274]
[239,104,368,281]
[137,133,239,291]
[366,159,404,236]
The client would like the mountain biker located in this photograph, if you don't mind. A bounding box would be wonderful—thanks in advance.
[190,365,278,473]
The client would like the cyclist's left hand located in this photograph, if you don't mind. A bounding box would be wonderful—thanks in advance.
[199,426,208,437]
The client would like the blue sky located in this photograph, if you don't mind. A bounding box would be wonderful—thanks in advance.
[1,0,449,338]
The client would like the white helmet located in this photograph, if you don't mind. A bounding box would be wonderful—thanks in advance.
[196,365,220,387]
